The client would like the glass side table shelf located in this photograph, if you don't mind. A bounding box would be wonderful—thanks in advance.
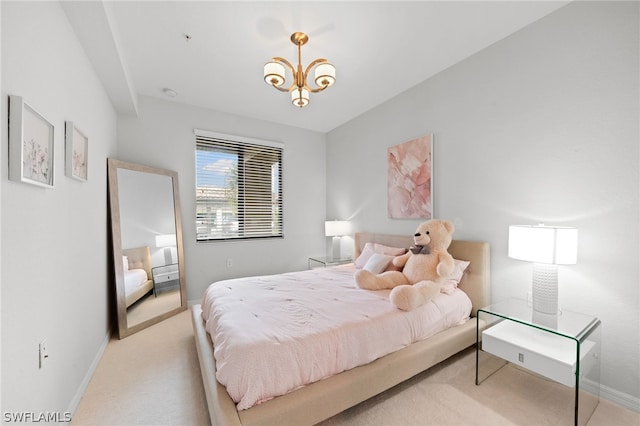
[308,256,353,269]
[476,298,601,426]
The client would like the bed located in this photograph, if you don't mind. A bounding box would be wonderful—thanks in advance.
[122,246,154,307]
[191,232,490,425]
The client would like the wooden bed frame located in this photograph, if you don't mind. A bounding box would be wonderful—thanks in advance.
[191,232,490,425]
[122,246,154,307]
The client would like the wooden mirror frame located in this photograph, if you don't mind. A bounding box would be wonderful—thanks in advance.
[107,158,187,338]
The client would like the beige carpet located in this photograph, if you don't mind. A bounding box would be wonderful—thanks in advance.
[72,308,210,426]
[73,308,639,426]
[127,290,182,327]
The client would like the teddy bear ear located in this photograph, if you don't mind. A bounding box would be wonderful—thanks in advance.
[442,220,455,234]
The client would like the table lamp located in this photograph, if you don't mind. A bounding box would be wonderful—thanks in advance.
[325,220,350,260]
[508,224,578,315]
[155,233,177,265]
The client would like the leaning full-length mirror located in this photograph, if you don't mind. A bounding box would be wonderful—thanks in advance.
[108,158,187,338]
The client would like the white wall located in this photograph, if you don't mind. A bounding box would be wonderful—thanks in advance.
[117,96,327,302]
[1,0,636,417]
[327,1,639,408]
[0,2,3,417]
[118,168,176,267]
[1,1,117,417]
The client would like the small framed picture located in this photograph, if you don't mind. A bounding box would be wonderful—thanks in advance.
[8,95,55,188]
[65,121,88,181]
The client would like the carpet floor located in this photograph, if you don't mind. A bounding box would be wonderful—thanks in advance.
[127,290,181,327]
[72,308,639,425]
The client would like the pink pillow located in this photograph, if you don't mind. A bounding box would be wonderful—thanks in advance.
[440,259,470,295]
[374,243,407,256]
[355,243,408,269]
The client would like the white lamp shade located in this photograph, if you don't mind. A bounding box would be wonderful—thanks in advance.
[508,225,578,265]
[325,220,350,237]
[155,234,177,248]
[314,63,336,87]
[264,62,285,86]
[291,88,309,107]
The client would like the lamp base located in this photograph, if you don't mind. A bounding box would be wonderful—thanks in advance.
[164,247,173,265]
[532,310,558,329]
[532,263,558,315]
[331,236,342,260]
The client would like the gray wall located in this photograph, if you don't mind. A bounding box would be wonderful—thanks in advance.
[327,1,639,407]
[117,96,327,303]
[1,1,117,416]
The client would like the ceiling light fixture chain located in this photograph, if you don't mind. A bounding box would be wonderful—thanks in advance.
[264,32,336,108]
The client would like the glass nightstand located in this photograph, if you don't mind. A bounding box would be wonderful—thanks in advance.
[476,298,601,426]
[308,256,353,269]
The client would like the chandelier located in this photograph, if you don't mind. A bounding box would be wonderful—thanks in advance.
[263,32,336,108]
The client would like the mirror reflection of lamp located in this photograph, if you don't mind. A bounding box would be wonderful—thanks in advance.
[508,224,578,327]
[155,234,177,266]
[325,220,351,260]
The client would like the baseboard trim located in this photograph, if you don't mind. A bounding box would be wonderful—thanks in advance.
[583,378,640,413]
[600,383,640,413]
[66,331,111,417]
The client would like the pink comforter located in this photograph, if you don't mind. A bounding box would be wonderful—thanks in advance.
[201,264,471,410]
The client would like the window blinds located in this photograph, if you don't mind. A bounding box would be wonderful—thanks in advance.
[195,131,283,241]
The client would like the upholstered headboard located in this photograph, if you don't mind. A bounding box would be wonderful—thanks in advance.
[122,246,152,280]
[354,232,490,317]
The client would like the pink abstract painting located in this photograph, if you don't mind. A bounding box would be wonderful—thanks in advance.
[387,135,433,219]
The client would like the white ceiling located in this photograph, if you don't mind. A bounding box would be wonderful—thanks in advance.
[63,1,571,133]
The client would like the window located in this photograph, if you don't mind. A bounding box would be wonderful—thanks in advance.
[195,130,283,241]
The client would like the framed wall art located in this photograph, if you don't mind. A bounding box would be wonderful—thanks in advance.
[387,134,433,219]
[8,95,55,188]
[65,121,88,181]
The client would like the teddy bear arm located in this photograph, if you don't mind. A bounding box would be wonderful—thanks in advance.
[436,253,455,278]
[391,252,411,268]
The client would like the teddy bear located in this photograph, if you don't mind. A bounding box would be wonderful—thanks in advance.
[354,219,455,311]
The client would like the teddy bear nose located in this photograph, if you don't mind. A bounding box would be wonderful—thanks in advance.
[414,232,420,237]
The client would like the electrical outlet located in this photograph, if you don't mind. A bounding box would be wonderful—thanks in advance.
[226,258,233,268]
[39,340,49,369]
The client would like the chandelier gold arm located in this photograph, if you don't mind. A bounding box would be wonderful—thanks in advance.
[268,56,330,93]
[268,57,297,92]
[304,58,331,93]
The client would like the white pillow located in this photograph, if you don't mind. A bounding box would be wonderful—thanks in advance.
[355,242,407,269]
[354,243,377,269]
[123,255,129,271]
[363,253,394,274]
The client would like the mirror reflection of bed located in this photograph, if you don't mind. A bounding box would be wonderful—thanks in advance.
[122,245,181,327]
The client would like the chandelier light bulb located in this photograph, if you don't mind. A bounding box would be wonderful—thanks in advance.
[314,63,336,87]
[264,62,285,87]
[291,88,309,108]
